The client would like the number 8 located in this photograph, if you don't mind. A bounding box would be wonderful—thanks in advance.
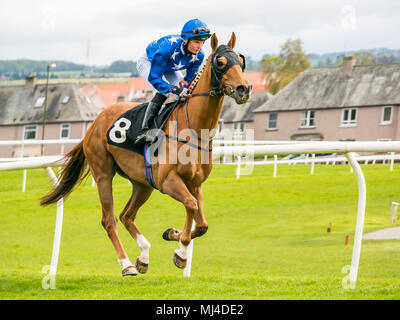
[109,118,131,143]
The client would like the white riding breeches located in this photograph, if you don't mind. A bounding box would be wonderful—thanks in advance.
[137,53,184,97]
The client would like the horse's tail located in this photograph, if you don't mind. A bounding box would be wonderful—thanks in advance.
[40,141,89,206]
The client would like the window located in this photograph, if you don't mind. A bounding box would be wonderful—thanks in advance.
[34,97,45,108]
[267,113,278,130]
[300,110,315,128]
[23,125,37,140]
[341,108,357,126]
[233,122,244,135]
[381,106,393,124]
[60,123,70,139]
[62,96,70,104]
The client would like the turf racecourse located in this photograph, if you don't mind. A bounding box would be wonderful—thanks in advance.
[0,164,399,299]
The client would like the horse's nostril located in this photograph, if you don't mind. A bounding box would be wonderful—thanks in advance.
[236,85,246,95]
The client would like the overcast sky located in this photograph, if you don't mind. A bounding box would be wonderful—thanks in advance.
[0,0,399,66]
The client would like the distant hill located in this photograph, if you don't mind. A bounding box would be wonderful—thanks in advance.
[307,48,400,68]
[0,59,138,80]
[261,48,400,69]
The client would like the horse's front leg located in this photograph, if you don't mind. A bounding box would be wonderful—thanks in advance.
[161,170,198,269]
[162,185,208,241]
[191,186,209,238]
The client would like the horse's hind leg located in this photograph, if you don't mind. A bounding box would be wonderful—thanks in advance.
[119,181,153,274]
[87,148,136,276]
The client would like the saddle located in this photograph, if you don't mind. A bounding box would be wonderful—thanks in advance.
[106,100,179,156]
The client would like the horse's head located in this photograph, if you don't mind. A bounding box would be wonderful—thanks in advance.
[209,32,252,104]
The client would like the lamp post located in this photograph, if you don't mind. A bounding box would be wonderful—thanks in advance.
[41,63,56,156]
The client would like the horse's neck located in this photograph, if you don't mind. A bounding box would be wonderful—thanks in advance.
[186,62,224,136]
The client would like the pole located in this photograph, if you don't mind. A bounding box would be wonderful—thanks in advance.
[236,156,241,179]
[273,155,278,178]
[45,167,64,278]
[311,154,315,175]
[183,223,196,277]
[345,152,366,287]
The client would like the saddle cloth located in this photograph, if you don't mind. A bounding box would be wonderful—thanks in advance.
[106,101,178,155]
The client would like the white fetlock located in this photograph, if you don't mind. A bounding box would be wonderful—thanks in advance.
[174,241,188,260]
[118,258,135,270]
[136,234,151,264]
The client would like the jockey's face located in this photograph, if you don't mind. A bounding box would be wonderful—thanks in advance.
[184,39,205,54]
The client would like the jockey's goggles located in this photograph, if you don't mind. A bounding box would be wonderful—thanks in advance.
[183,26,211,35]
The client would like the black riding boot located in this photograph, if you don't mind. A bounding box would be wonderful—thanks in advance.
[134,93,167,145]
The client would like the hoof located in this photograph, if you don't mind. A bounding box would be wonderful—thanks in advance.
[162,228,173,241]
[162,228,181,241]
[172,252,187,269]
[135,258,149,274]
[122,266,138,277]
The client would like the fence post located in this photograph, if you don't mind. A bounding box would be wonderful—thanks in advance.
[390,152,395,171]
[183,223,196,277]
[345,152,367,287]
[311,154,315,175]
[22,169,27,192]
[273,155,278,178]
[236,156,241,179]
[45,167,64,279]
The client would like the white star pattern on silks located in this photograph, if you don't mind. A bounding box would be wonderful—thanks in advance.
[173,61,184,70]
[190,55,199,63]
[171,50,179,60]
[168,36,179,44]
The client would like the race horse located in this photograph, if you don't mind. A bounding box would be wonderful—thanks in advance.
[40,33,251,276]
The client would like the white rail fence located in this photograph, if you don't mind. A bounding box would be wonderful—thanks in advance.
[1,139,400,288]
[227,153,399,179]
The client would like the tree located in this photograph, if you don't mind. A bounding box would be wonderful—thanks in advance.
[262,38,310,95]
[353,51,376,66]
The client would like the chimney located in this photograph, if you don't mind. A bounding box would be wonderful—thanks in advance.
[24,74,38,90]
[341,56,356,73]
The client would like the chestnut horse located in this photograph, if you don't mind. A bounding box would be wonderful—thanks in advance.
[41,32,251,276]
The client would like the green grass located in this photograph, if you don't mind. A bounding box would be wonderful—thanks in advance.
[0,164,400,299]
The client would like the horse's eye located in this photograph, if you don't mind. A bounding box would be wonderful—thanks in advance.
[217,60,224,67]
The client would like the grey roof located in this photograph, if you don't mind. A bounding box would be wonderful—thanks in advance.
[0,83,103,125]
[254,63,400,113]
[220,91,272,123]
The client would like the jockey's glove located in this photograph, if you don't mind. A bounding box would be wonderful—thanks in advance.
[170,86,188,97]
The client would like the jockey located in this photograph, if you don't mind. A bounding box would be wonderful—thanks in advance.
[135,18,211,144]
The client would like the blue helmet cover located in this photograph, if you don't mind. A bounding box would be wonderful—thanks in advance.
[181,19,211,40]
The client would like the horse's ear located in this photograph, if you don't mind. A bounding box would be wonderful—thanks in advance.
[211,33,218,54]
[227,32,236,49]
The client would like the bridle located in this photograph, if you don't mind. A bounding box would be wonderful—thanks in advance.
[188,44,246,98]
[164,45,247,152]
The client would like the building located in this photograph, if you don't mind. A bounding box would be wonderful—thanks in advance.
[218,91,271,139]
[243,72,267,92]
[0,76,103,157]
[81,77,153,106]
[253,57,400,141]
